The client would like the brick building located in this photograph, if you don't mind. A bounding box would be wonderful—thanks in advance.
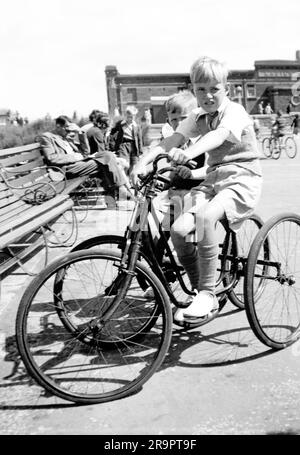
[105,51,300,123]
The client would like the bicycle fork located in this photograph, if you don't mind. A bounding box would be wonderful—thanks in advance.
[89,196,151,333]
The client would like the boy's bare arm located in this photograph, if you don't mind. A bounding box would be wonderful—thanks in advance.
[142,133,185,165]
[169,128,230,164]
[191,165,208,180]
[177,164,208,180]
[131,132,185,183]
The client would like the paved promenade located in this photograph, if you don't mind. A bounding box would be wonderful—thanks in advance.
[0,143,300,435]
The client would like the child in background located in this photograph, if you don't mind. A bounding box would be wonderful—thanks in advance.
[152,90,205,234]
[135,90,206,300]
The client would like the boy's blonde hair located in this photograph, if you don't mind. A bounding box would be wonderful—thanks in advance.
[165,90,197,116]
[126,105,138,116]
[190,56,228,85]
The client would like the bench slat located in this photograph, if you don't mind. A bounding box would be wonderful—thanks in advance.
[0,201,29,223]
[3,158,45,175]
[0,198,74,249]
[7,168,47,187]
[0,143,40,157]
[0,194,71,238]
[0,149,43,167]
[0,187,14,200]
[0,193,20,208]
[62,176,87,194]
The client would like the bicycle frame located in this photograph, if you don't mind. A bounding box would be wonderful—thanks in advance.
[95,156,244,326]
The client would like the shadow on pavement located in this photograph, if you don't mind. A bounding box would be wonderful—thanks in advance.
[0,304,275,410]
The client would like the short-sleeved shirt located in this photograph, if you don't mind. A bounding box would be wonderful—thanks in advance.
[176,97,262,176]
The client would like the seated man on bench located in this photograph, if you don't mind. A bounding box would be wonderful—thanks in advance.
[40,115,133,201]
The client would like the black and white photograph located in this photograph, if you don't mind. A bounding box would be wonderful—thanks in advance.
[0,0,300,439]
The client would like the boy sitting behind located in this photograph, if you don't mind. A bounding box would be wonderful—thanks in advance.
[151,90,205,234]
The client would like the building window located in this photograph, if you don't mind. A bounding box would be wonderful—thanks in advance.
[233,85,243,97]
[126,88,137,102]
[247,84,256,98]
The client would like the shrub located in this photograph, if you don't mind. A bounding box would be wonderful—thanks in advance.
[0,118,55,149]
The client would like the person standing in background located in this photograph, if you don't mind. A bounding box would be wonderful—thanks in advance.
[253,116,260,140]
[81,109,101,133]
[291,113,300,136]
[264,103,273,115]
[286,102,292,114]
[257,101,264,114]
[86,111,134,201]
[109,105,143,175]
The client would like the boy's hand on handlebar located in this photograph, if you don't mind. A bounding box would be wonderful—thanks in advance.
[168,147,190,165]
[130,163,148,186]
[176,165,193,179]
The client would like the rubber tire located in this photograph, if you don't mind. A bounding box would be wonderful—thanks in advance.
[285,137,297,159]
[271,138,281,160]
[244,213,300,349]
[262,137,272,158]
[16,249,173,404]
[225,214,265,310]
[70,234,125,252]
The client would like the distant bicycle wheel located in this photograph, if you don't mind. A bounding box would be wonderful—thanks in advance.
[16,250,172,404]
[271,138,281,160]
[262,137,272,158]
[284,136,297,159]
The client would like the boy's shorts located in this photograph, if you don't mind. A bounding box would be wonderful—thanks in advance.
[186,164,262,231]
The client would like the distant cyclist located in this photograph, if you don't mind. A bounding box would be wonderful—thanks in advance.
[272,110,291,139]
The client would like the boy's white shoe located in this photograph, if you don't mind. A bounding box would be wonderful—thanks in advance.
[183,290,218,319]
[173,307,186,322]
[173,290,199,323]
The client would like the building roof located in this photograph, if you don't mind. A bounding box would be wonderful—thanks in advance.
[255,60,300,67]
[116,69,256,84]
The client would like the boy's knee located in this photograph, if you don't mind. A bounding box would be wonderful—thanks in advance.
[170,221,183,239]
[171,216,192,238]
[202,214,214,231]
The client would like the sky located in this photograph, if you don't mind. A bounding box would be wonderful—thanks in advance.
[1,0,300,120]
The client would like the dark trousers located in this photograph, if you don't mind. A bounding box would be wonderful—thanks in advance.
[66,157,126,192]
[118,141,139,173]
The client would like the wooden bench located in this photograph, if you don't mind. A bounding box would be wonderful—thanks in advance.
[0,143,90,275]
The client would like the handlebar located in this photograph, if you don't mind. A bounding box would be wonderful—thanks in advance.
[152,153,197,172]
[137,154,197,188]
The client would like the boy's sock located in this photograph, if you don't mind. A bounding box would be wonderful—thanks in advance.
[197,242,219,292]
[177,246,200,290]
